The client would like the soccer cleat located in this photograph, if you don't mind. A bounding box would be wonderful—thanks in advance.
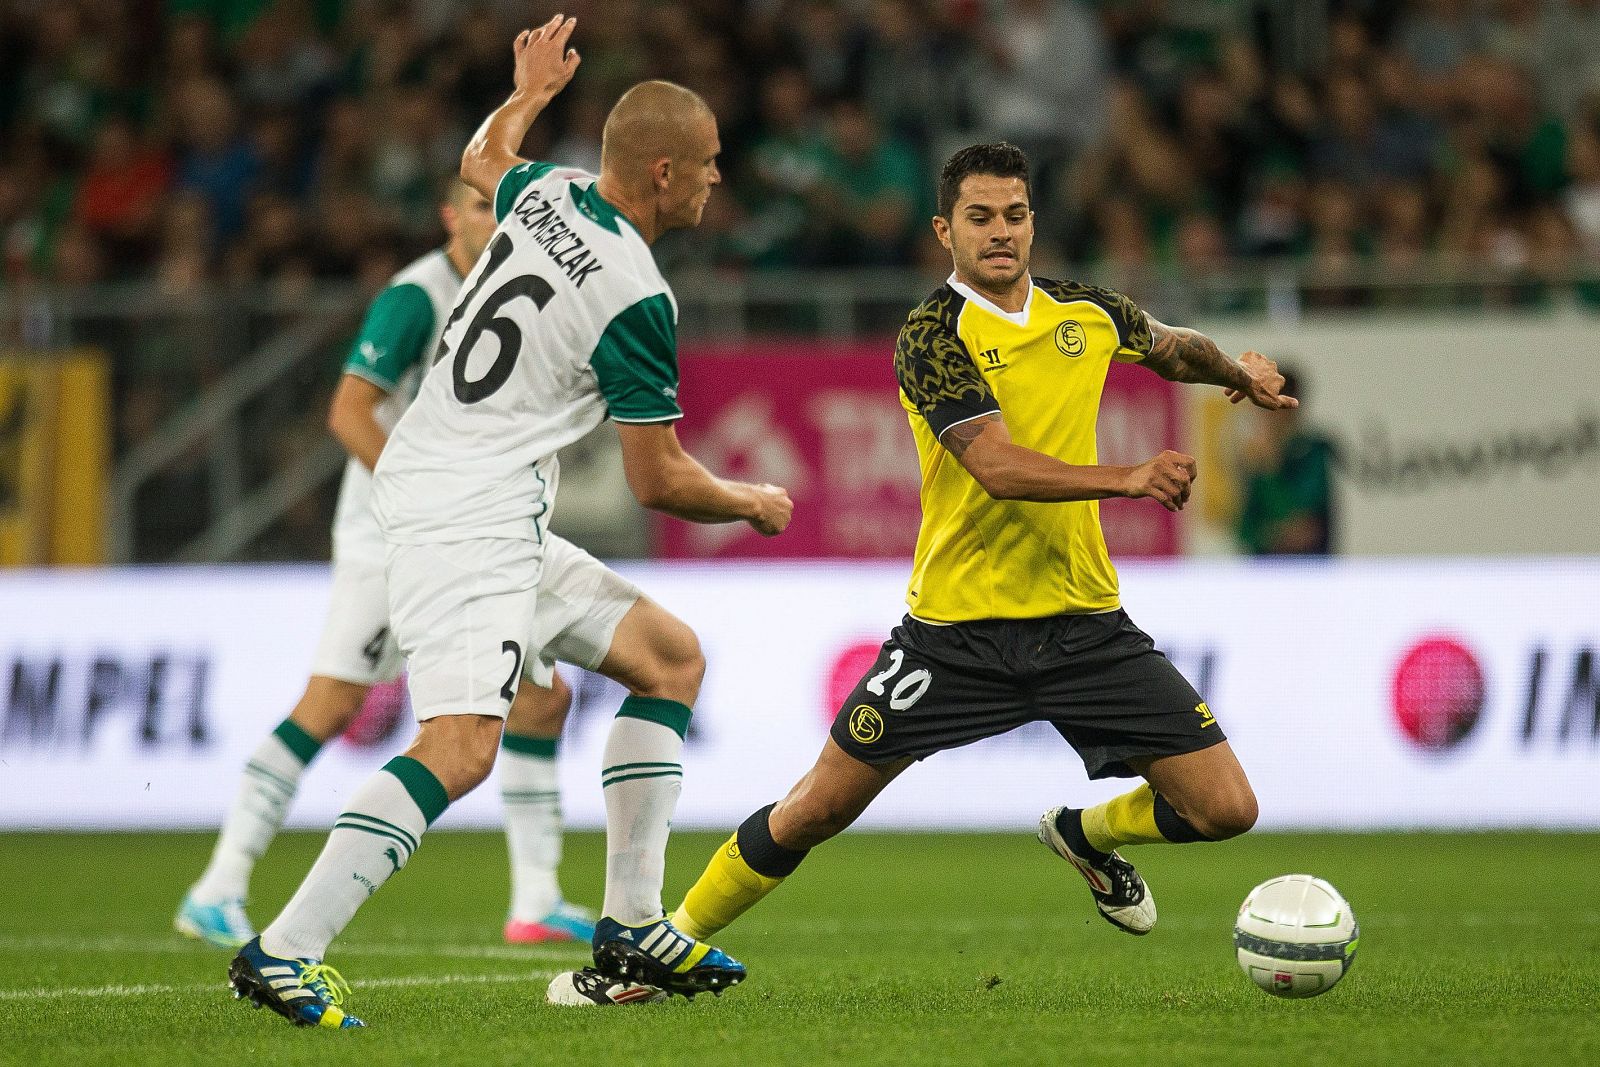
[505,899,597,944]
[1037,806,1157,935]
[174,892,255,950]
[546,967,667,1006]
[228,936,365,1029]
[591,916,746,998]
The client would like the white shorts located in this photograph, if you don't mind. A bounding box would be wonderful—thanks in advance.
[383,535,641,720]
[310,560,404,686]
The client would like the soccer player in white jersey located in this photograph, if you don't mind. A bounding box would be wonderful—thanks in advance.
[228,16,793,1026]
[177,178,615,954]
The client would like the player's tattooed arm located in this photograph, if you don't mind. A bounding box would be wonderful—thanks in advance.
[940,413,1000,458]
[1141,315,1298,410]
[461,15,580,199]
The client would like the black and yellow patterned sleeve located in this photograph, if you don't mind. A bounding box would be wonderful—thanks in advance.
[1102,284,1152,361]
[1038,278,1152,361]
[894,287,1001,440]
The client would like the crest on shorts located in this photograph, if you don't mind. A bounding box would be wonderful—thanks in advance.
[848,704,884,745]
[1055,320,1085,357]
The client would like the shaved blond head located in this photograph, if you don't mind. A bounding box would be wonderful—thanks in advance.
[601,80,715,179]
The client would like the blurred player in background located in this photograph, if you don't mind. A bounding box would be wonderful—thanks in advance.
[176,178,605,952]
[226,16,792,1027]
[664,142,1295,971]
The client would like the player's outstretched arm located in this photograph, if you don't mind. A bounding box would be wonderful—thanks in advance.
[460,14,581,200]
[1140,315,1298,411]
[326,374,391,471]
[616,422,793,536]
[946,413,1197,512]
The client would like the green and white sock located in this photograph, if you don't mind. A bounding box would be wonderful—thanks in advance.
[501,733,563,921]
[600,697,689,926]
[260,755,447,960]
[191,718,322,903]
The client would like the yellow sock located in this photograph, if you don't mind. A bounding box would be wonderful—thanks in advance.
[1080,784,1167,853]
[670,834,786,940]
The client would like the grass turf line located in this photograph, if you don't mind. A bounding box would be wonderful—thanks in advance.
[1,830,1596,1066]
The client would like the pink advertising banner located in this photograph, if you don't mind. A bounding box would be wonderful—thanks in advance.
[658,340,1181,559]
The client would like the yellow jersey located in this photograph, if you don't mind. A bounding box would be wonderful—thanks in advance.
[894,274,1152,623]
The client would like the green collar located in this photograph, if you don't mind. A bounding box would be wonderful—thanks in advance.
[571,181,639,237]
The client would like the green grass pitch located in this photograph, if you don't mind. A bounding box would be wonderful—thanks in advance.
[3,830,1596,1066]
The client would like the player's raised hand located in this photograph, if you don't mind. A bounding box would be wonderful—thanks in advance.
[512,14,580,102]
[1224,351,1298,410]
[746,483,794,536]
[1125,450,1197,512]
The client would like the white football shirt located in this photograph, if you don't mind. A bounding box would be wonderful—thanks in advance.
[373,163,683,546]
[330,248,461,563]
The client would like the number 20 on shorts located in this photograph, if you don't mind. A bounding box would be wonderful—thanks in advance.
[865,650,932,711]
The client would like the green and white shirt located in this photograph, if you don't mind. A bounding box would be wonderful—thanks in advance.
[331,248,462,562]
[373,162,682,545]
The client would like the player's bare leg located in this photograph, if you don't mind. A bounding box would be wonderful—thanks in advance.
[397,713,506,800]
[671,739,912,942]
[178,676,371,948]
[769,740,913,849]
[501,673,595,943]
[1040,741,1258,936]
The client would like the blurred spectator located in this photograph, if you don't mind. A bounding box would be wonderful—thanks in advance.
[1236,368,1336,557]
[234,5,337,112]
[0,0,1597,287]
[858,0,970,151]
[784,0,863,102]
[549,89,608,176]
[973,0,1110,189]
[173,77,260,241]
[809,98,923,267]
[739,68,829,267]
[1565,127,1600,257]
[73,115,174,274]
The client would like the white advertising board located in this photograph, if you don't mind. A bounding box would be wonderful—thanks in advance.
[2,560,1597,831]
[1197,314,1600,556]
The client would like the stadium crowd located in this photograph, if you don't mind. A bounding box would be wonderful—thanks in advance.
[3,0,1600,295]
[4,0,1599,562]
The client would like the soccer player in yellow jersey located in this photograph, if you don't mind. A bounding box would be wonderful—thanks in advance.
[670,142,1297,958]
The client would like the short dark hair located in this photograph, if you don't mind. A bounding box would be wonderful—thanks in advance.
[937,142,1030,218]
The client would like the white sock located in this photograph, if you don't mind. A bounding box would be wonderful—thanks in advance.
[260,756,445,960]
[191,720,321,903]
[600,701,689,926]
[501,734,563,921]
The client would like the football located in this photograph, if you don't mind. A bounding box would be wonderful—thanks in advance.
[1233,874,1359,998]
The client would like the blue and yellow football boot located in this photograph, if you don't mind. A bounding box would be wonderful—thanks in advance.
[591,916,745,998]
[175,892,255,950]
[229,936,365,1029]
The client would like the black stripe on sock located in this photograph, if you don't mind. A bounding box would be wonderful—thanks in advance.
[1153,793,1211,843]
[735,803,809,878]
[1054,809,1109,864]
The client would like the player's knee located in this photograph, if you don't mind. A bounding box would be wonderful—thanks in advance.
[1193,789,1259,841]
[662,627,706,692]
[455,745,499,792]
[634,623,705,701]
[294,676,370,738]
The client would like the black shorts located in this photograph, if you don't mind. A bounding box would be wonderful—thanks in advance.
[829,609,1225,779]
